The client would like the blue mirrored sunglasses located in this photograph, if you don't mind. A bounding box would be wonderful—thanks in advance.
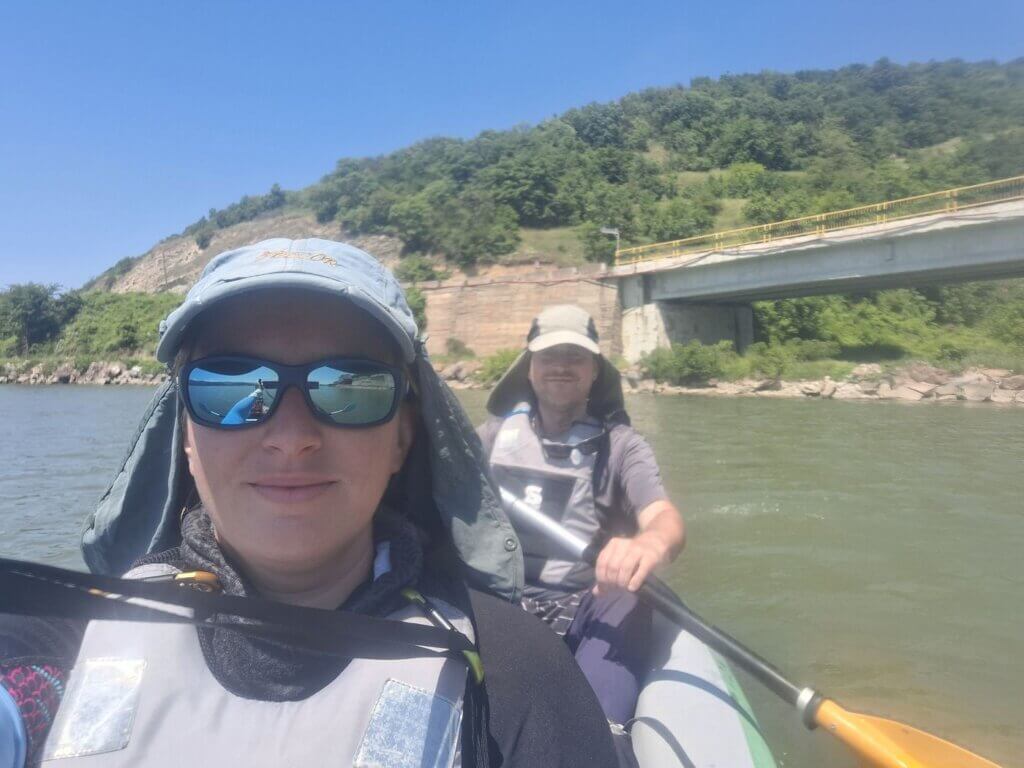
[179,356,406,429]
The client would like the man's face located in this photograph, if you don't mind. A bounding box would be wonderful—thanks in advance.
[182,292,413,577]
[528,343,599,413]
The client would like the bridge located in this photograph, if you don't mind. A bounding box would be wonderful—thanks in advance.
[609,176,1024,361]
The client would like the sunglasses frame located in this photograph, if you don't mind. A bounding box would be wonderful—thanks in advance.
[539,430,607,461]
[178,355,406,430]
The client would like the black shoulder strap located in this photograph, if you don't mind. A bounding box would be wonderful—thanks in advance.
[0,557,473,661]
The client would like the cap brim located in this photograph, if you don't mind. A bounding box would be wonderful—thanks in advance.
[156,272,416,365]
[526,330,600,355]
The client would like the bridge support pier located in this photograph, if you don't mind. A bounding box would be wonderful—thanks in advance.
[620,274,752,362]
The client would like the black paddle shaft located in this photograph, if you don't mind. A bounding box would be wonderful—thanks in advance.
[498,487,804,707]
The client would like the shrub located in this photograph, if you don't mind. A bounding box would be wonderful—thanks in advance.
[445,338,475,359]
[405,286,427,333]
[394,255,448,284]
[640,341,734,385]
[746,342,794,379]
[786,339,841,361]
[477,349,521,385]
[56,292,181,356]
[195,228,214,249]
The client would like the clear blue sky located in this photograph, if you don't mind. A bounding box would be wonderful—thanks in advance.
[2,0,1021,288]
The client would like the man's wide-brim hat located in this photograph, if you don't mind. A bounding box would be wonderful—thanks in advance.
[83,238,523,601]
[486,304,628,424]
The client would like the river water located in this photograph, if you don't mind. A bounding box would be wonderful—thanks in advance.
[0,385,1020,766]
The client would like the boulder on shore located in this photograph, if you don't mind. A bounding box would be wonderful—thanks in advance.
[961,383,995,402]
[849,363,882,380]
[889,385,924,401]
[1001,374,1024,391]
[990,388,1016,405]
[903,362,949,385]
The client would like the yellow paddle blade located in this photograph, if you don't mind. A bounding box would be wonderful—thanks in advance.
[814,699,1002,768]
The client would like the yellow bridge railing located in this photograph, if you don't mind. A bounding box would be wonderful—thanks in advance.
[614,174,1024,266]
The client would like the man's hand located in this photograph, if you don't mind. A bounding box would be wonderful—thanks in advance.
[593,532,671,595]
[593,500,685,595]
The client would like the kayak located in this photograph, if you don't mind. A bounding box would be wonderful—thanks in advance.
[632,612,777,767]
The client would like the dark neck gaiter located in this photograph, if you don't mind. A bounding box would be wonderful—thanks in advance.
[140,506,424,701]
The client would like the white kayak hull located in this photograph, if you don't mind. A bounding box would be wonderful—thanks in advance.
[632,614,777,767]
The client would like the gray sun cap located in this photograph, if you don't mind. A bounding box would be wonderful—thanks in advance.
[84,238,523,602]
[156,239,417,364]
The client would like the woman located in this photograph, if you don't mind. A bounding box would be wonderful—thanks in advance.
[0,239,617,767]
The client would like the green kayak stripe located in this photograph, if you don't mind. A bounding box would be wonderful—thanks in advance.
[712,651,779,768]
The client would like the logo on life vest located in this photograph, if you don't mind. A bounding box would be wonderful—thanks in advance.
[523,484,543,508]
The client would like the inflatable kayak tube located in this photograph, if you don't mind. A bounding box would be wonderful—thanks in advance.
[632,613,777,767]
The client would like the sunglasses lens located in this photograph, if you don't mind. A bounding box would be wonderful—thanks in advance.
[307,363,397,425]
[187,360,279,426]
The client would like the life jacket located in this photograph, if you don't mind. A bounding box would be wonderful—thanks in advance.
[487,403,608,595]
[41,564,471,768]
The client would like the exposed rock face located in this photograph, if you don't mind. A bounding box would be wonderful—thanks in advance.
[104,214,405,294]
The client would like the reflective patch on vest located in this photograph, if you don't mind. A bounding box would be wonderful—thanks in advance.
[494,426,519,453]
[355,678,461,768]
[42,659,145,760]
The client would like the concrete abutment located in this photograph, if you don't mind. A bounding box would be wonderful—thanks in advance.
[620,301,753,362]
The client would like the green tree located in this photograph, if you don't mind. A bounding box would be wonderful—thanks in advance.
[0,284,82,354]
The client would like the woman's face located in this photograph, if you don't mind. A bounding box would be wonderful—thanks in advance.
[182,291,414,577]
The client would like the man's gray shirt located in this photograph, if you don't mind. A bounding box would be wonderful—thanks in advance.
[477,416,669,535]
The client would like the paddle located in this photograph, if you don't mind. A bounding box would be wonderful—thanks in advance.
[498,487,1001,768]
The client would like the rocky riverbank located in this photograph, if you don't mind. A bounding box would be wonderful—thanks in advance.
[622,363,1024,405]
[5,358,1024,406]
[0,361,167,386]
[438,360,1024,406]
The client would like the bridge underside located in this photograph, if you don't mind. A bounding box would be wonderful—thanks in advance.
[616,205,1024,361]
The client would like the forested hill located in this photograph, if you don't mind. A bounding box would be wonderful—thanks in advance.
[5,57,1022,376]
[90,56,1024,289]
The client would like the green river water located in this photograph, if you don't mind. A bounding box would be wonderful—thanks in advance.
[1,385,1021,766]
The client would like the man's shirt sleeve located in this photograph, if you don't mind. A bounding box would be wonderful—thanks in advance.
[609,428,670,517]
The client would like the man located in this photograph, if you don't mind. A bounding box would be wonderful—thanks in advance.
[477,304,685,731]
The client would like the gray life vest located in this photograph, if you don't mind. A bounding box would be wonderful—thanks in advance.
[42,564,471,768]
[488,404,605,594]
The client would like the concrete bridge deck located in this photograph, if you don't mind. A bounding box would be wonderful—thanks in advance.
[611,198,1024,303]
